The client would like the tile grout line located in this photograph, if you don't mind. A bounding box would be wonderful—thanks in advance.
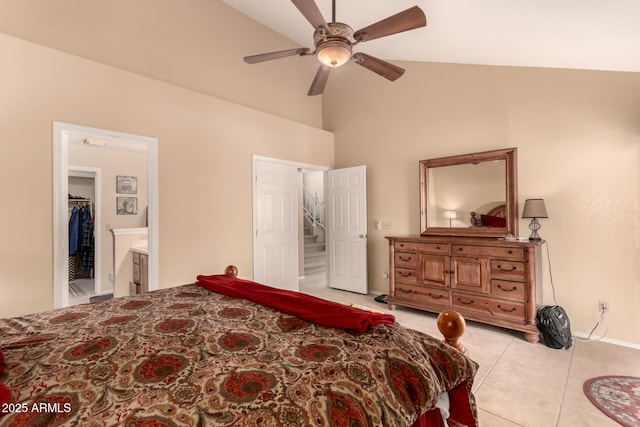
[555,342,577,426]
[472,334,514,392]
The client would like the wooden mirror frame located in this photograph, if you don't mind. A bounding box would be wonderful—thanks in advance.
[419,148,518,238]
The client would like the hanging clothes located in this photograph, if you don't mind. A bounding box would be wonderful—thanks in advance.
[69,206,80,256]
[80,207,94,272]
[68,201,94,279]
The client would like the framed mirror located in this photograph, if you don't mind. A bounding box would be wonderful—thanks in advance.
[420,148,518,237]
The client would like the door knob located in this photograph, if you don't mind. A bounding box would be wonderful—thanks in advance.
[359,234,367,238]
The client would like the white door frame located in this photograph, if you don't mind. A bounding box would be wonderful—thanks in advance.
[68,166,102,296]
[252,155,329,286]
[53,122,159,309]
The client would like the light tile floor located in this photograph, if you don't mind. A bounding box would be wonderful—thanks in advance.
[69,278,96,306]
[299,273,640,427]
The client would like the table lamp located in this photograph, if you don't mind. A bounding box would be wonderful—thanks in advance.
[522,199,548,241]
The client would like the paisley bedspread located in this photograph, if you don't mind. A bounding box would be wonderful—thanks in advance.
[0,283,477,426]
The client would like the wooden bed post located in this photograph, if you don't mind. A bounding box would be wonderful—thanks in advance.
[437,310,468,354]
[224,265,238,277]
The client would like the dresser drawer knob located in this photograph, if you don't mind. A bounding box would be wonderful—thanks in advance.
[497,265,517,271]
[398,288,413,294]
[436,245,441,250]
[497,284,518,292]
[399,255,412,262]
[399,272,413,278]
[428,293,444,300]
[508,250,513,254]
[457,298,474,305]
[497,304,517,313]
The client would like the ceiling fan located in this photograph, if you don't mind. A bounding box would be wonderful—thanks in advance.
[243,0,427,96]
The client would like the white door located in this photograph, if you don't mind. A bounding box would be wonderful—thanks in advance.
[254,159,299,291]
[327,165,368,294]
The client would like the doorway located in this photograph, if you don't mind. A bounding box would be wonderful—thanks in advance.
[252,156,368,294]
[53,122,159,309]
[68,166,102,305]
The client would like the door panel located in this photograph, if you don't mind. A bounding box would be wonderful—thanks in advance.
[451,256,489,293]
[327,166,367,294]
[419,254,449,288]
[254,159,299,291]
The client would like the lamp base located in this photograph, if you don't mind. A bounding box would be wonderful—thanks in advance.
[528,218,542,241]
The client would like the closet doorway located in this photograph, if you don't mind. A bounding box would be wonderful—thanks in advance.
[68,166,102,305]
[53,122,159,309]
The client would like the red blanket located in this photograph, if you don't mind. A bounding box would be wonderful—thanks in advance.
[196,274,395,333]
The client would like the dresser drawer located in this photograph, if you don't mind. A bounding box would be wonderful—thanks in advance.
[452,292,525,322]
[395,284,450,309]
[491,280,525,301]
[394,252,417,267]
[452,245,524,259]
[489,300,526,322]
[394,268,417,284]
[395,241,449,254]
[490,260,526,281]
[452,292,491,315]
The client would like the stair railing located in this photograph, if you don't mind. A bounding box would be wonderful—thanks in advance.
[303,186,325,230]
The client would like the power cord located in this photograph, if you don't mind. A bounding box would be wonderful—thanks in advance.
[543,241,607,342]
[542,241,558,306]
[575,305,608,342]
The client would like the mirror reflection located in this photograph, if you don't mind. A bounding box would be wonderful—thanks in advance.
[419,147,518,237]
[427,161,506,228]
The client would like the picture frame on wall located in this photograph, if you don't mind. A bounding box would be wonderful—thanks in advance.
[116,175,137,194]
[117,197,138,215]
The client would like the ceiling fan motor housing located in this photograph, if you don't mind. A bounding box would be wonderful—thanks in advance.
[314,22,355,67]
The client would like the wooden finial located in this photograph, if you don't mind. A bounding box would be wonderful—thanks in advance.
[437,309,467,355]
[224,265,238,277]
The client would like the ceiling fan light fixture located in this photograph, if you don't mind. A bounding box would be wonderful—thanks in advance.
[316,41,352,67]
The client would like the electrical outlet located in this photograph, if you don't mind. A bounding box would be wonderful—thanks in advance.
[598,300,608,313]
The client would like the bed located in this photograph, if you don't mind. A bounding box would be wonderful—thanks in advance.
[0,267,478,427]
[470,204,507,228]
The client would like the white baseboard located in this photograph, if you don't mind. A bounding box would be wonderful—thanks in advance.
[573,331,640,350]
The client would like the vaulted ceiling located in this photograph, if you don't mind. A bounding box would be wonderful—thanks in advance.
[223,0,640,72]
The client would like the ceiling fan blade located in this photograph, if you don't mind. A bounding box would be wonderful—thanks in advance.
[353,6,426,43]
[352,53,405,81]
[307,65,331,96]
[291,0,328,31]
[244,48,310,64]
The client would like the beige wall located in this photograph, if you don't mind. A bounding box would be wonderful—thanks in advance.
[323,62,640,344]
[0,0,322,128]
[0,33,333,318]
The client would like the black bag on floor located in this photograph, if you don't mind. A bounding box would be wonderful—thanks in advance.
[536,305,573,349]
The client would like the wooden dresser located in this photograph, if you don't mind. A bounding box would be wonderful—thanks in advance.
[386,236,542,342]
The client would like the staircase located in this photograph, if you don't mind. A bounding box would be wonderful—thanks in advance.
[304,224,326,276]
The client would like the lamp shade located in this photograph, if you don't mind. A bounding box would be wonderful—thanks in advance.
[316,41,352,67]
[522,199,548,218]
[444,210,457,219]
